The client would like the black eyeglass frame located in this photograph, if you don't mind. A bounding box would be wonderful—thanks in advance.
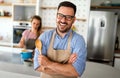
[57,13,75,21]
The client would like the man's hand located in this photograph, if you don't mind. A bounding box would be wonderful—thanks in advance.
[38,55,51,67]
[68,53,77,63]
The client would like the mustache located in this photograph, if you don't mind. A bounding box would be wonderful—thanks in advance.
[60,22,68,25]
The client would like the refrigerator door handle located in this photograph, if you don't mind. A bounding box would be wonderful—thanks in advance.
[100,19,105,27]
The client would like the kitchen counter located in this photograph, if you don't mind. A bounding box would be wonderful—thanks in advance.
[0,46,120,78]
[0,70,40,78]
[81,61,120,78]
[0,61,40,77]
[0,46,40,77]
[0,61,120,78]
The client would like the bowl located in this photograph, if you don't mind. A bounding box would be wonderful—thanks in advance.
[20,49,33,60]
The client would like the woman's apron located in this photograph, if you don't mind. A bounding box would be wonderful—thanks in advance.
[24,32,36,59]
[40,31,77,78]
[25,39,36,49]
[25,30,36,49]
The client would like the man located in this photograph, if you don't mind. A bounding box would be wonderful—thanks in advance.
[34,1,87,78]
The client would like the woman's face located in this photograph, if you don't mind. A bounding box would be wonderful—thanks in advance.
[31,19,41,30]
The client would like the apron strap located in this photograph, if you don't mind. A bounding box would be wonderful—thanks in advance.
[49,31,56,49]
[67,31,72,50]
[49,30,72,50]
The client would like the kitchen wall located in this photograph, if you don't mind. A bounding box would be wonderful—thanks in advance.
[39,0,91,43]
[0,0,91,46]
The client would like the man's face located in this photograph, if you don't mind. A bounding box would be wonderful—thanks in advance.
[56,6,76,33]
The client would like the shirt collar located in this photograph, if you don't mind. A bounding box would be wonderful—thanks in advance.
[55,29,72,38]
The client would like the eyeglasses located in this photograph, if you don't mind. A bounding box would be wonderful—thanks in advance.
[57,13,74,21]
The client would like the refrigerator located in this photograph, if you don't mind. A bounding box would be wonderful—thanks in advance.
[87,11,118,63]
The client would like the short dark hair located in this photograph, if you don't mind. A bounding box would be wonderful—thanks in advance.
[57,1,76,15]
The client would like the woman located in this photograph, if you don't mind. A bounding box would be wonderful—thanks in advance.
[19,15,42,49]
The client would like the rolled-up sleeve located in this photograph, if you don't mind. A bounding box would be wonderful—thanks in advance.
[72,35,87,76]
[33,48,40,70]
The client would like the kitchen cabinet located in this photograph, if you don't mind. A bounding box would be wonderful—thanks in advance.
[0,18,13,46]
[0,2,12,46]
[12,3,36,23]
[0,2,12,18]
[91,5,120,9]
[0,3,11,6]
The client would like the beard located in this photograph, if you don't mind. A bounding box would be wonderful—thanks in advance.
[57,22,71,33]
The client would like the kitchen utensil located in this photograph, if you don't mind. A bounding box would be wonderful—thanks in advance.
[35,39,42,54]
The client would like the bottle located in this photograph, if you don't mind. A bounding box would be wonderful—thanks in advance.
[115,36,119,50]
[0,10,4,16]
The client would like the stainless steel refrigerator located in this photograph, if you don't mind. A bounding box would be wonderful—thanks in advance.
[87,11,118,64]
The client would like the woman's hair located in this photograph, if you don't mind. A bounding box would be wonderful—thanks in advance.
[31,15,42,38]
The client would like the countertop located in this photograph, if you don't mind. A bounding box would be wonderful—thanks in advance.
[0,46,40,77]
[81,61,120,78]
[0,61,120,78]
[0,70,40,78]
[0,61,40,77]
[0,46,120,78]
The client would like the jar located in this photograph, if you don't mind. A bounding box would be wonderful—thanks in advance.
[0,10,4,16]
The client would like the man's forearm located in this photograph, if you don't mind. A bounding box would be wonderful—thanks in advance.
[36,63,79,77]
[46,62,79,77]
[36,65,59,75]
[36,54,79,77]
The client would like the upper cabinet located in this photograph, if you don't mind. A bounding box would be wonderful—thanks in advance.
[12,3,36,23]
[0,2,12,18]
[91,5,120,10]
[91,0,120,9]
[0,3,12,6]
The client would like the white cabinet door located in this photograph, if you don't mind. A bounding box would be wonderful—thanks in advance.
[0,18,13,46]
